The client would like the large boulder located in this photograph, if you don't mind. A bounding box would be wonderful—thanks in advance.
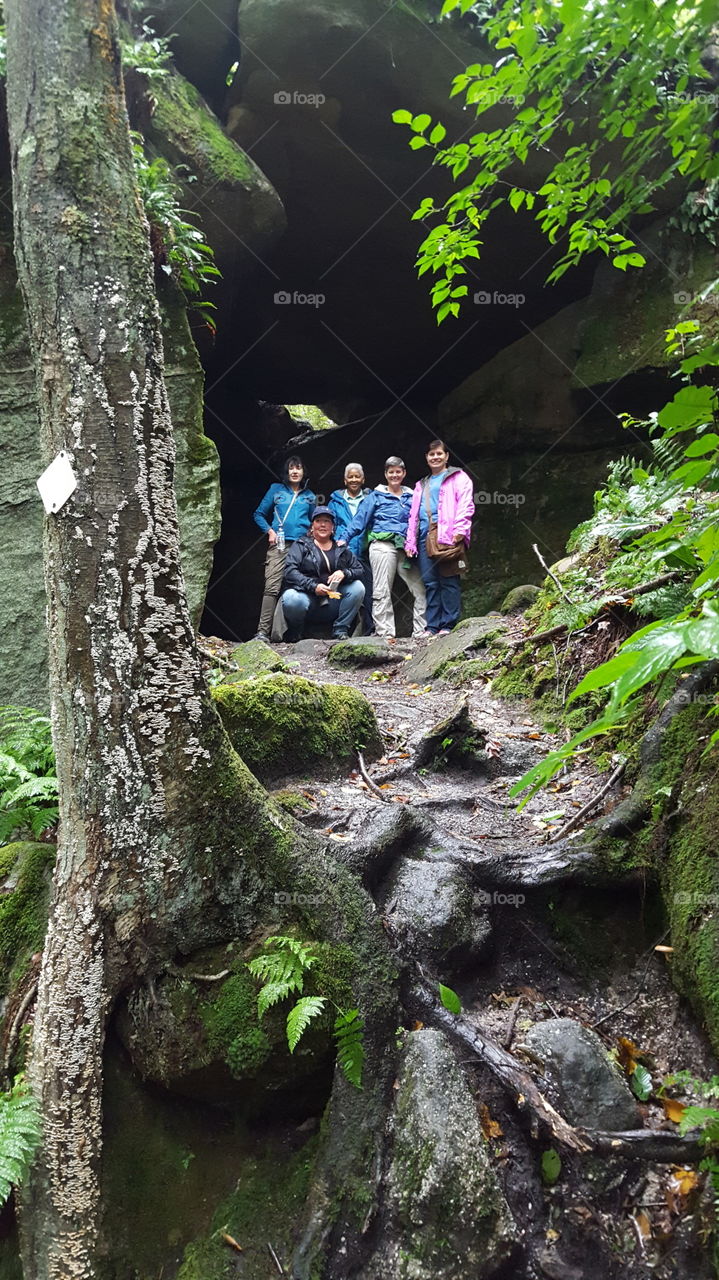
[360,1029,519,1278]
[212,671,382,780]
[377,857,492,972]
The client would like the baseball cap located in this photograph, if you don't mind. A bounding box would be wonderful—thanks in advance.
[311,506,335,522]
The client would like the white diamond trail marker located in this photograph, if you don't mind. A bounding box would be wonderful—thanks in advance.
[37,451,78,514]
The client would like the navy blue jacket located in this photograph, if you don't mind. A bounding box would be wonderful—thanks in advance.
[345,485,415,542]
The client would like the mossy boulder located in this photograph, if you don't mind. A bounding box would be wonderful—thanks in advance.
[212,672,382,781]
[328,638,397,667]
[501,583,541,614]
[401,617,506,684]
[226,638,293,680]
[0,841,55,998]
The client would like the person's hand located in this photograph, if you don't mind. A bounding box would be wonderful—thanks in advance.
[453,533,464,544]
[315,582,332,596]
[327,570,345,588]
[268,529,278,546]
[336,539,347,547]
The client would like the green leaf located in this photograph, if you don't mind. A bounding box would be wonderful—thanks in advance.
[439,983,462,1015]
[334,1009,364,1089]
[658,385,717,435]
[541,1148,562,1185]
[684,433,719,457]
[392,109,413,124]
[632,1064,652,1102]
[411,114,432,134]
[429,123,447,145]
[286,996,326,1052]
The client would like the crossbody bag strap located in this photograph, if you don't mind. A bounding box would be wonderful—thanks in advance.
[277,487,301,529]
[423,479,433,525]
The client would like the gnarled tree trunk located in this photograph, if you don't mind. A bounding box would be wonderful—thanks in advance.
[4,4,396,1277]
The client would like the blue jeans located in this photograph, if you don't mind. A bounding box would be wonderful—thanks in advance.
[281,579,365,638]
[417,543,462,633]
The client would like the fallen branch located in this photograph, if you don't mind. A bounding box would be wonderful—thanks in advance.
[357,750,390,803]
[408,977,589,1151]
[409,979,706,1163]
[509,571,685,651]
[532,543,577,606]
[548,761,625,843]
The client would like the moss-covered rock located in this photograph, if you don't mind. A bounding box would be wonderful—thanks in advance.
[401,617,506,684]
[212,672,382,781]
[328,638,397,667]
[0,842,55,997]
[226,638,293,680]
[501,583,541,613]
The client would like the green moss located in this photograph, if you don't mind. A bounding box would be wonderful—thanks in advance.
[212,673,382,782]
[177,1134,319,1280]
[327,641,395,668]
[443,655,495,687]
[0,842,55,996]
[152,73,256,187]
[226,639,292,681]
[271,789,315,815]
[200,971,272,1078]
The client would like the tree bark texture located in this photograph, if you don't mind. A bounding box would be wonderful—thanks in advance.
[3,3,289,1274]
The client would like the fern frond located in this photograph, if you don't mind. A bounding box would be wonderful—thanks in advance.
[0,1079,42,1208]
[4,777,58,806]
[287,997,326,1052]
[334,1009,364,1090]
[264,936,318,969]
[256,977,304,1018]
[29,806,58,837]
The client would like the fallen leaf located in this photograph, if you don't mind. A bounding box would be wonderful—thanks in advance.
[412,1020,424,1031]
[670,1166,700,1197]
[479,1102,503,1140]
[527,732,542,740]
[655,944,674,953]
[661,1097,687,1124]
[545,1228,560,1243]
[221,1233,243,1253]
[633,1210,652,1239]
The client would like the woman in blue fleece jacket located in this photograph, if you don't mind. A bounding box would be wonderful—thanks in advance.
[345,457,426,641]
[253,455,316,641]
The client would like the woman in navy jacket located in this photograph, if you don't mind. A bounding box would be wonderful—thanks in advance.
[345,457,426,641]
[253,456,316,641]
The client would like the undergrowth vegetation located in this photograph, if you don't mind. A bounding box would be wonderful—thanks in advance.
[507,312,719,803]
[0,707,57,845]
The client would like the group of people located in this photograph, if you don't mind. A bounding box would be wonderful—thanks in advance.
[253,440,475,644]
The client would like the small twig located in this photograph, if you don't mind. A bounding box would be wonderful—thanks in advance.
[532,543,576,605]
[503,996,523,1049]
[548,761,626,843]
[221,1232,243,1254]
[267,1242,285,1275]
[3,978,38,1082]
[188,969,230,983]
[357,751,390,803]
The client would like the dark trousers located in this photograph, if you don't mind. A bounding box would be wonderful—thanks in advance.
[417,542,462,633]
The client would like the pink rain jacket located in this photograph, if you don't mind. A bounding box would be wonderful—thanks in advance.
[405,467,475,557]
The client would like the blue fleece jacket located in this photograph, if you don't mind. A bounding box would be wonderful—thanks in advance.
[253,483,317,541]
[328,487,372,555]
[345,485,415,542]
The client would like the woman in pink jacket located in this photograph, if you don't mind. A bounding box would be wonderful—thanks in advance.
[405,439,475,635]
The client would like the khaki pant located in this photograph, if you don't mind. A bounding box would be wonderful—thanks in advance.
[257,543,287,636]
[369,541,426,638]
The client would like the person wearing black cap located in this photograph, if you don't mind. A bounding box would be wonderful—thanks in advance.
[281,506,366,641]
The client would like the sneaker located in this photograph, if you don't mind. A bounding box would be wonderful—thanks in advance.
[254,632,271,643]
[332,629,350,640]
[437,628,451,636]
[413,630,432,639]
[386,636,397,645]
